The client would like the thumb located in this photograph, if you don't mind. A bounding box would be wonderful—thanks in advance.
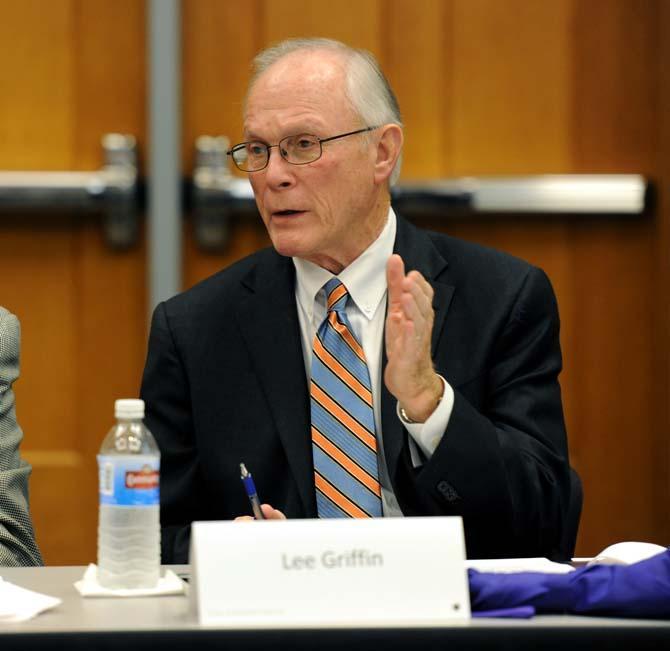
[386,254,405,307]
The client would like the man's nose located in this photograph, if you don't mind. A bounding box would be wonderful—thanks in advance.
[264,145,294,188]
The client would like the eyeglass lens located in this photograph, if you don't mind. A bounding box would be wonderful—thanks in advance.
[232,134,322,171]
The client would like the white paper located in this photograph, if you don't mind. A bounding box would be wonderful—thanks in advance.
[465,557,575,574]
[588,541,667,566]
[74,564,186,598]
[0,577,61,622]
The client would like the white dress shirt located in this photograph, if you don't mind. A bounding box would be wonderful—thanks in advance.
[293,208,455,516]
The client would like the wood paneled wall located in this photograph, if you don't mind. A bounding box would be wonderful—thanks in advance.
[1,0,667,563]
[0,0,147,564]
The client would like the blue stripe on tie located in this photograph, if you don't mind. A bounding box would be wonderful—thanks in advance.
[330,295,346,311]
[319,321,369,387]
[316,490,348,518]
[310,400,378,475]
[312,447,381,516]
[311,357,375,432]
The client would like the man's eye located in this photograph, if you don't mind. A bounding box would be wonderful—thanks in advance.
[248,143,266,156]
[297,138,317,149]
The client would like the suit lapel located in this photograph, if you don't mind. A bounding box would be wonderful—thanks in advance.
[235,253,315,516]
[381,217,455,481]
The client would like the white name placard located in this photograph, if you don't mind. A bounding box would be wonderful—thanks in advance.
[190,516,470,628]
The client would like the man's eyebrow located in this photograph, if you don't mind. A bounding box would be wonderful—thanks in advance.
[242,131,269,143]
[244,124,324,142]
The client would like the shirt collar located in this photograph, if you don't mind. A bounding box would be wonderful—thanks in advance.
[293,207,397,321]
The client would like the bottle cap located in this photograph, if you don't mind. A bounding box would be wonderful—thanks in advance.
[115,399,145,419]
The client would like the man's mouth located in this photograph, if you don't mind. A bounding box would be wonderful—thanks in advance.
[273,209,305,217]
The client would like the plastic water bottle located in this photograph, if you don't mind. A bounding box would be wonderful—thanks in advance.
[97,399,160,589]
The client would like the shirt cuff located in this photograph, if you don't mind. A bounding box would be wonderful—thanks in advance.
[396,375,455,461]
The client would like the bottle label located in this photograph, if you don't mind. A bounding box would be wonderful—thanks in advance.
[97,455,160,507]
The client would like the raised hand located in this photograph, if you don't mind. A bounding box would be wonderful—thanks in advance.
[384,254,443,423]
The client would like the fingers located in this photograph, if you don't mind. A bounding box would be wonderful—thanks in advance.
[392,264,433,328]
[261,504,286,519]
[384,256,438,410]
[403,271,434,318]
[400,293,423,327]
[234,504,287,521]
[386,255,435,360]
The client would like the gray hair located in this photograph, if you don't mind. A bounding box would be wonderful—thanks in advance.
[248,37,403,186]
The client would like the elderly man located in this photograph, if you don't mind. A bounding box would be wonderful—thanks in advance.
[141,38,571,564]
[0,307,42,566]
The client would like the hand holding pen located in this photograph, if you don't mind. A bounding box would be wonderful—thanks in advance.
[237,462,287,521]
[235,463,286,521]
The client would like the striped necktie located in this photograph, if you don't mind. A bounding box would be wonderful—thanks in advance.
[310,278,382,518]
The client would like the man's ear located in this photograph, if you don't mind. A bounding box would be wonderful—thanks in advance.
[373,124,403,185]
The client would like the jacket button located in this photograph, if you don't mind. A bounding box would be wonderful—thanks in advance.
[436,480,460,503]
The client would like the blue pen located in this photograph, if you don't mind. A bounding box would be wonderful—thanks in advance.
[240,462,265,519]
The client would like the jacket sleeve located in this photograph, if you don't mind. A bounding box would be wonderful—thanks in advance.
[0,310,43,566]
[140,302,205,564]
[394,267,571,560]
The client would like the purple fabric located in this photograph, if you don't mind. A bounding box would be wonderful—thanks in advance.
[472,606,536,619]
[469,549,670,619]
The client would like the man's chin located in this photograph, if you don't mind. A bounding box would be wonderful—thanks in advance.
[269,233,310,259]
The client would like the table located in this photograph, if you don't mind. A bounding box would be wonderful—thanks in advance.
[1,566,669,650]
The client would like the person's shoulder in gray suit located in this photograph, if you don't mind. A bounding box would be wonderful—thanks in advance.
[0,307,42,566]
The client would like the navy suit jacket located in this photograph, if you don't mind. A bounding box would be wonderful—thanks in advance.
[140,216,571,564]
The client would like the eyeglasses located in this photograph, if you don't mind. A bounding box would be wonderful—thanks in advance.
[227,126,378,172]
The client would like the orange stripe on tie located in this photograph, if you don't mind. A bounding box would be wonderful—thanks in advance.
[328,311,366,361]
[327,283,347,309]
[312,427,381,496]
[315,472,370,518]
[311,382,376,451]
[313,337,372,406]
